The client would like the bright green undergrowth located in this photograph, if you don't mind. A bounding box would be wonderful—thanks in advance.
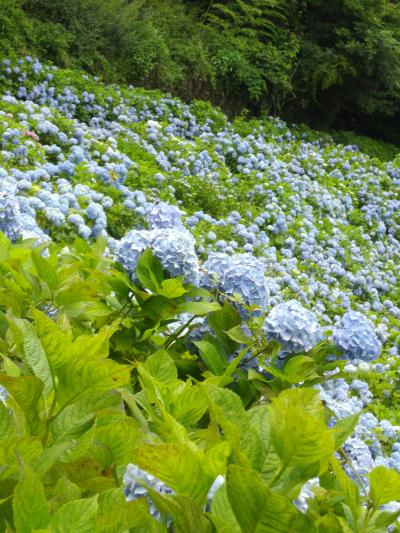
[0,235,399,532]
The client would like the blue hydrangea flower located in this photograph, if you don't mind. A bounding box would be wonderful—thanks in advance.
[147,201,184,230]
[115,230,152,280]
[202,253,270,315]
[123,464,173,522]
[263,300,322,353]
[0,193,22,242]
[332,311,381,361]
[151,228,199,285]
[115,228,199,285]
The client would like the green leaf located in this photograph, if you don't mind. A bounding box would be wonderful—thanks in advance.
[31,250,59,291]
[31,309,72,363]
[49,496,98,533]
[59,420,97,463]
[370,466,400,509]
[136,248,163,292]
[147,491,211,533]
[283,356,319,384]
[211,484,241,533]
[33,441,76,475]
[330,413,359,449]
[208,303,242,352]
[144,350,177,384]
[51,391,120,442]
[133,443,212,504]
[224,325,253,345]
[54,336,131,409]
[94,418,138,479]
[158,278,187,298]
[8,316,53,394]
[141,295,178,320]
[177,301,221,316]
[269,388,334,467]
[329,458,360,519]
[13,465,50,533]
[373,509,400,529]
[204,384,264,470]
[170,382,207,426]
[194,340,226,375]
[226,465,315,532]
[71,322,119,360]
[97,489,162,533]
[0,437,43,480]
[0,374,44,435]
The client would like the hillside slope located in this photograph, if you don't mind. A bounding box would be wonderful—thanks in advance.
[1,56,400,529]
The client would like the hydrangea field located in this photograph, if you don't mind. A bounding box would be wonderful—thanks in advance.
[1,56,400,532]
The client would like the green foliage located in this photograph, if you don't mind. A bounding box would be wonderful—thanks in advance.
[2,0,400,143]
[330,130,399,162]
[0,236,399,531]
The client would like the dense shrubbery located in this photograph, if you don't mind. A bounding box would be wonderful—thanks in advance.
[2,0,400,145]
[1,56,400,530]
[1,237,400,532]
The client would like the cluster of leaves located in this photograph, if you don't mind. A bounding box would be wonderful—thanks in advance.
[2,0,400,144]
[0,234,400,532]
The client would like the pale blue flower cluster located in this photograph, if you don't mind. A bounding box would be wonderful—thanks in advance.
[147,201,184,230]
[202,252,270,314]
[333,311,381,362]
[263,300,322,353]
[116,227,200,285]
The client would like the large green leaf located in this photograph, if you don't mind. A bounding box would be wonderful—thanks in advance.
[370,466,400,509]
[31,250,59,291]
[132,443,212,504]
[96,489,162,533]
[32,309,73,367]
[13,465,50,533]
[49,496,98,533]
[144,350,177,384]
[269,388,334,467]
[136,248,163,292]
[0,374,44,435]
[94,418,138,479]
[226,465,315,532]
[211,483,241,533]
[177,301,221,316]
[7,315,53,394]
[158,278,187,299]
[0,437,43,480]
[169,381,207,426]
[204,384,264,469]
[54,337,131,409]
[194,340,226,375]
[330,413,359,449]
[51,391,121,442]
[148,491,211,533]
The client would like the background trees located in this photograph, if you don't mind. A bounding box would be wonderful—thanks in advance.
[2,0,400,143]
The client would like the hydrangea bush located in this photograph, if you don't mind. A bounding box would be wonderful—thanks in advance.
[0,56,399,530]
